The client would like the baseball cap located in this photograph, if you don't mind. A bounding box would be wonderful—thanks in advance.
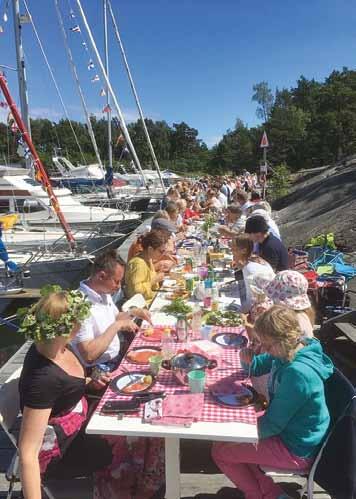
[245,215,269,234]
[264,270,311,310]
[151,218,177,233]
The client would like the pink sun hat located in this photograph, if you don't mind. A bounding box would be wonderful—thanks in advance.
[264,270,311,311]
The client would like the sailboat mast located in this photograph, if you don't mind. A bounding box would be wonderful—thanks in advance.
[75,0,149,189]
[103,0,113,173]
[12,0,31,137]
[0,73,76,250]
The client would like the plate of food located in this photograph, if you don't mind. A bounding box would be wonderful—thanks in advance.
[110,372,154,394]
[126,346,161,365]
[210,383,254,408]
[211,332,247,349]
[167,290,191,300]
[140,327,164,342]
[203,310,244,327]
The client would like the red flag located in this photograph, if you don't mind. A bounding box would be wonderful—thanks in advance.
[102,104,111,113]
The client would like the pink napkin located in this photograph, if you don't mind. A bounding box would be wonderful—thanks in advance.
[150,393,204,426]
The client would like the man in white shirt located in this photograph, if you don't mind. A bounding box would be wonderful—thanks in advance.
[71,249,151,370]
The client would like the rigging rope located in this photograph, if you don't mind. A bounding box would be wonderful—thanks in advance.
[74,0,149,189]
[107,0,166,193]
[53,0,104,175]
[22,0,87,166]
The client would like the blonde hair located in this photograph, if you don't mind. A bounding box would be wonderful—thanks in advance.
[296,306,316,326]
[254,305,302,361]
[34,292,70,322]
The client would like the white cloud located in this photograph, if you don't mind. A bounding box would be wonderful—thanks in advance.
[205,135,222,148]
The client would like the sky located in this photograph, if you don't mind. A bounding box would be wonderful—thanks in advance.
[1,0,356,148]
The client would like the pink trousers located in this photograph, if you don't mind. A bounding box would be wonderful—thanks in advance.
[212,436,312,499]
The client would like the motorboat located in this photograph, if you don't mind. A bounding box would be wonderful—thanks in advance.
[0,166,141,234]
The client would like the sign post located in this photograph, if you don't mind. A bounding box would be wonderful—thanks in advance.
[260,131,269,199]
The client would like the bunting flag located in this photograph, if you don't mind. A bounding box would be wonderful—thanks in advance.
[0,101,8,108]
[0,26,4,34]
[17,138,31,159]
[3,13,8,22]
[69,9,76,19]
[70,25,81,33]
[81,41,88,50]
[91,74,100,83]
[102,104,111,113]
[100,88,106,97]
[87,59,94,70]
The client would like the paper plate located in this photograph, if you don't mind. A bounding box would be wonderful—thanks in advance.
[110,371,155,395]
[126,346,161,365]
[210,384,254,407]
[211,332,247,349]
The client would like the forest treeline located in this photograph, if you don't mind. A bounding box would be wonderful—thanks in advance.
[1,67,356,174]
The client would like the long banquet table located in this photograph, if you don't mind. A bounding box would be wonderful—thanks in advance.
[86,232,258,499]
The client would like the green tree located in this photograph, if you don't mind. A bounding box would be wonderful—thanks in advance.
[252,81,274,122]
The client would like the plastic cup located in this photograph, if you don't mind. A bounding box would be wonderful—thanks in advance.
[188,369,206,393]
[201,325,214,340]
[149,354,163,376]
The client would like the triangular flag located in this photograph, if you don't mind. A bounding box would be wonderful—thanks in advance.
[82,41,87,50]
[100,88,106,97]
[91,74,100,83]
[87,60,94,70]
[102,104,111,113]
[0,101,8,108]
[0,26,4,34]
[70,25,81,33]
[3,13,8,22]
[70,9,76,19]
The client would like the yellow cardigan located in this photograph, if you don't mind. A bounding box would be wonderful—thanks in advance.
[125,256,159,304]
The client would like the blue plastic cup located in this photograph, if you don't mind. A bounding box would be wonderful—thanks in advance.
[201,325,214,340]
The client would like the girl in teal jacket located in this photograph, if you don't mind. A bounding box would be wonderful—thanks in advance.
[212,305,333,499]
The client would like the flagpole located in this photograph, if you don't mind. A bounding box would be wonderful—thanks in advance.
[75,0,149,189]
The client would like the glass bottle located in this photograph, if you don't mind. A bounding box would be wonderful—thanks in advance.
[161,327,174,360]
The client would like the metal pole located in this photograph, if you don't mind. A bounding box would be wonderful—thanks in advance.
[262,148,267,200]
[103,0,113,172]
[12,0,31,136]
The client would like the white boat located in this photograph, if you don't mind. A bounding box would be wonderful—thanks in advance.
[0,166,141,234]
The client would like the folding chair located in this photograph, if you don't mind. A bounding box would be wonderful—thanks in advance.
[0,367,56,499]
[261,368,356,498]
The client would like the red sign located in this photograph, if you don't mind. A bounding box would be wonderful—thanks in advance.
[260,131,269,148]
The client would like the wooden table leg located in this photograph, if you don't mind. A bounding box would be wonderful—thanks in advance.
[165,437,180,499]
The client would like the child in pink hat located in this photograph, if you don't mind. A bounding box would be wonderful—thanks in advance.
[264,270,314,338]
